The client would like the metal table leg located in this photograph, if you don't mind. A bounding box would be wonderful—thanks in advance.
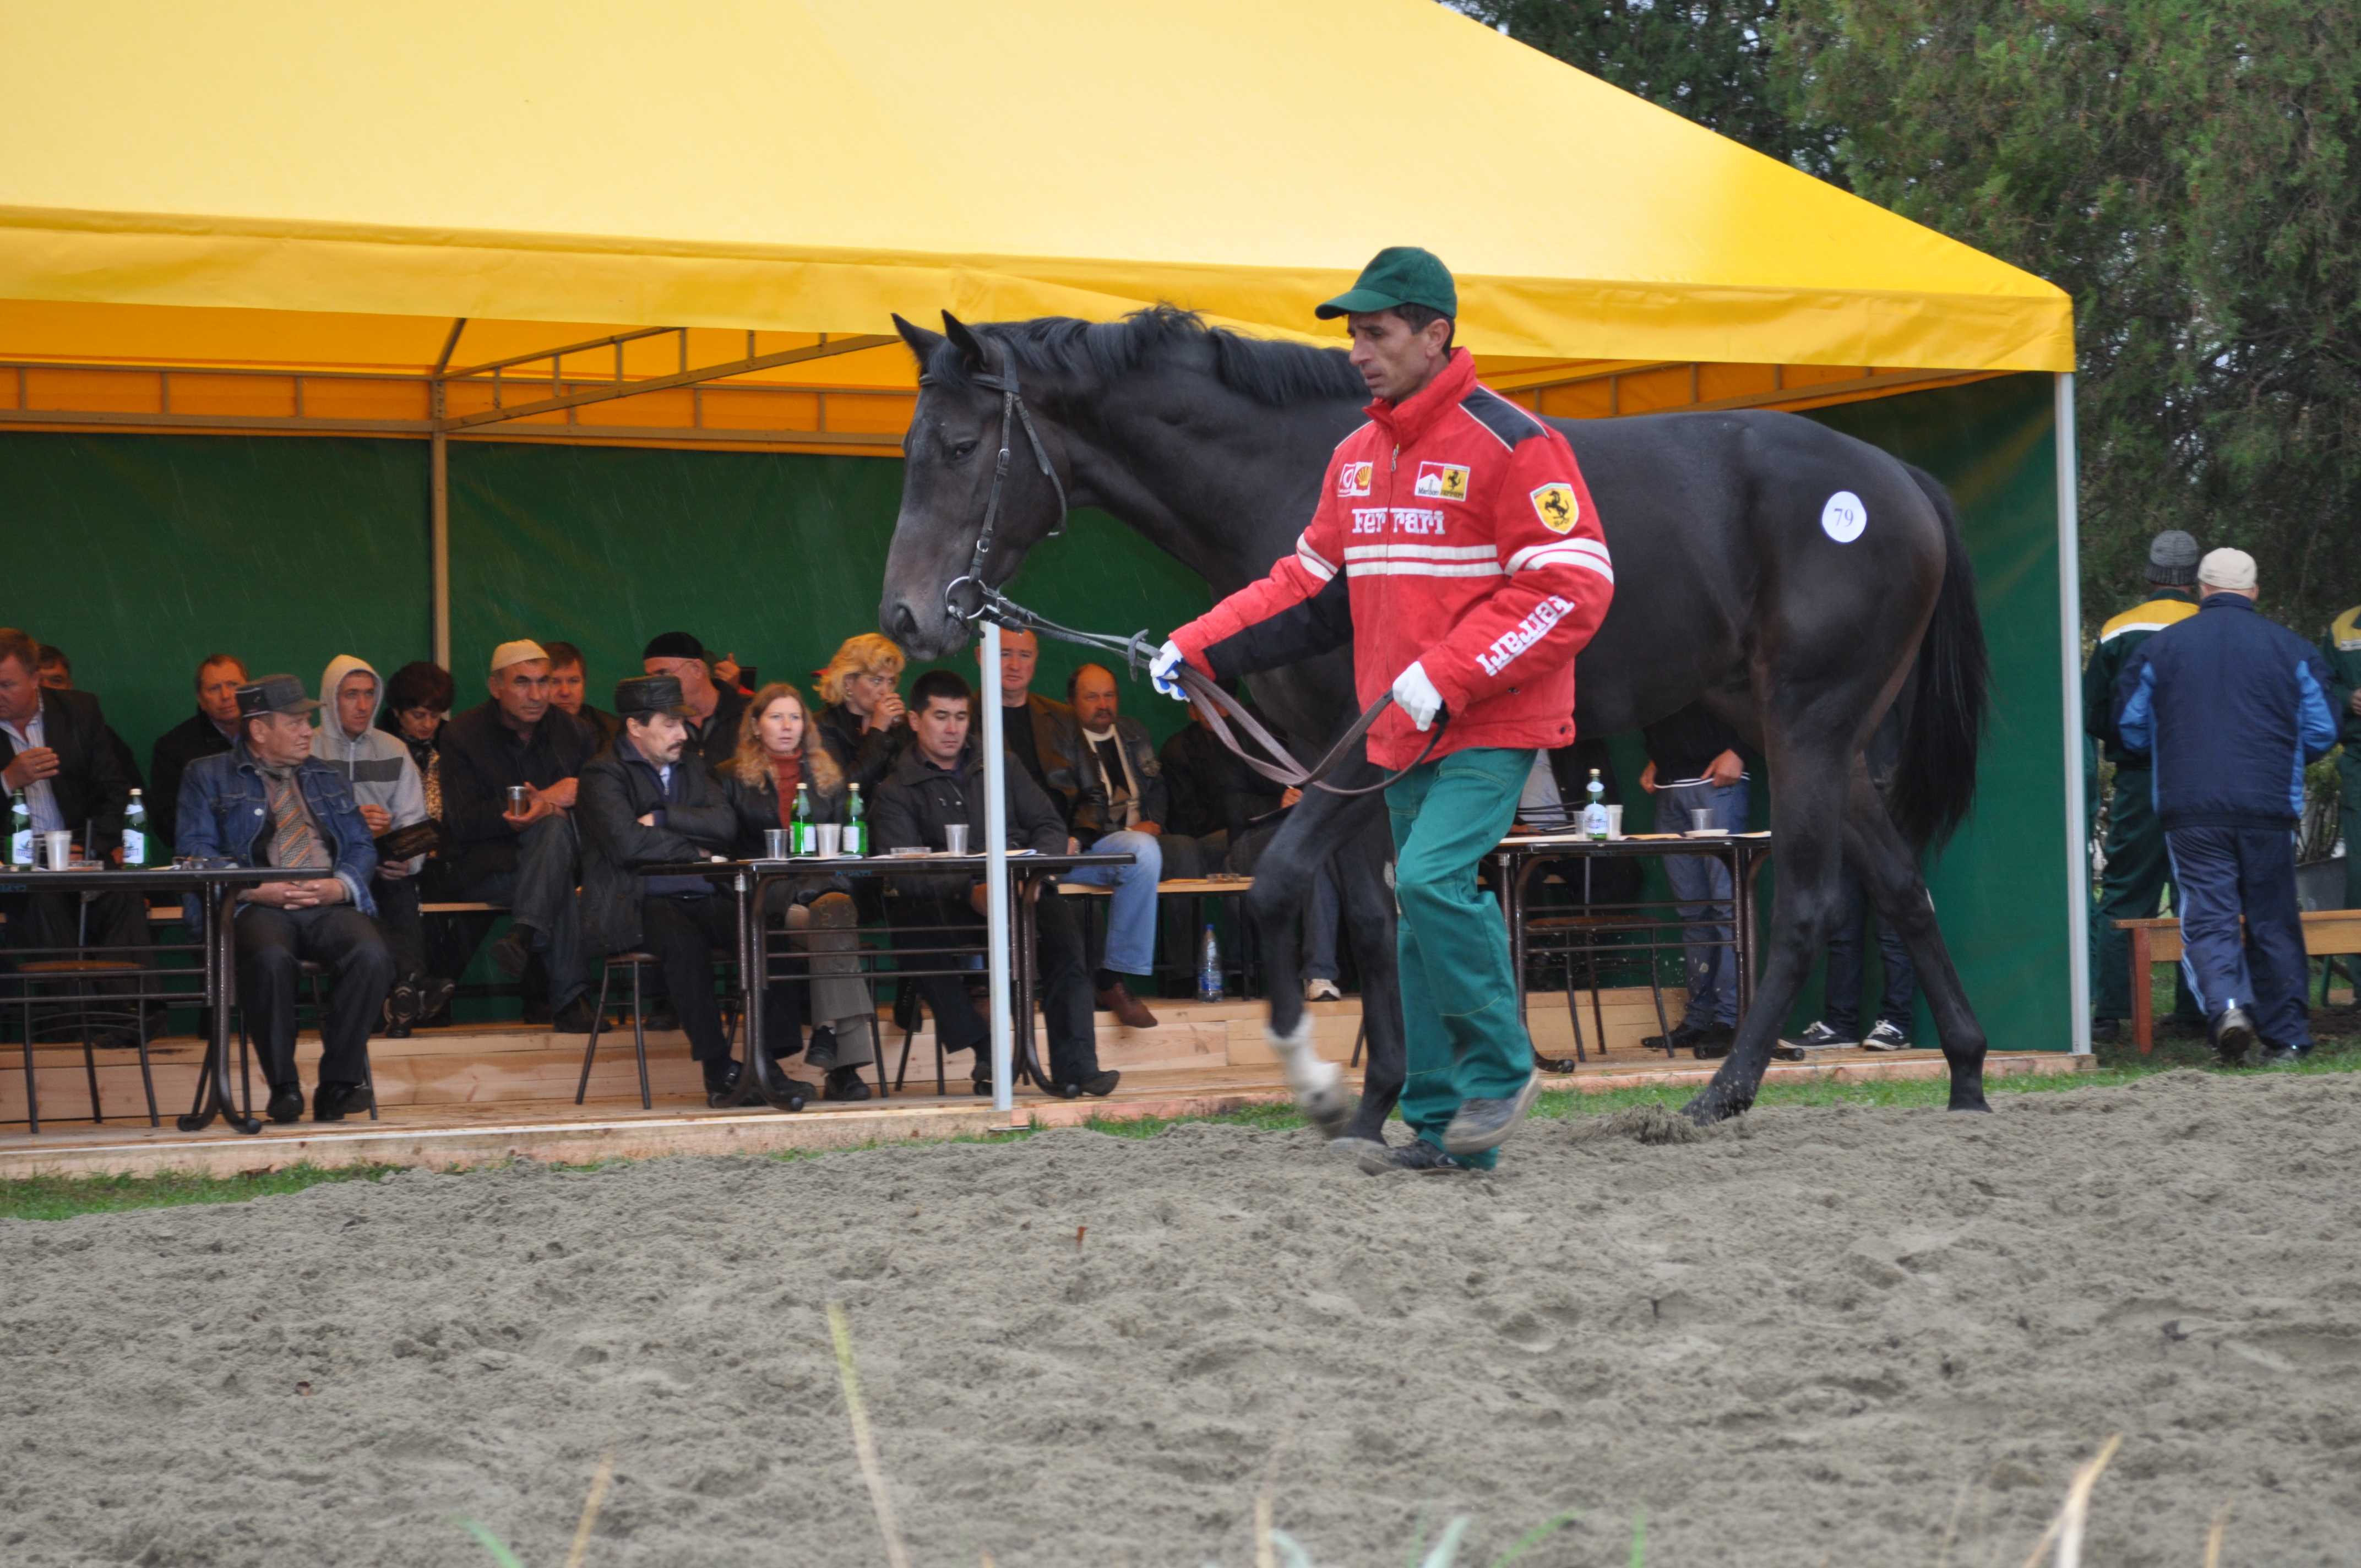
[179,882,259,1134]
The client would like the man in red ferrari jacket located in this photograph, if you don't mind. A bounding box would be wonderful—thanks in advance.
[1150,247,1614,1173]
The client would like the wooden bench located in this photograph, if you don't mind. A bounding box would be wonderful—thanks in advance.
[2115,910,2361,1050]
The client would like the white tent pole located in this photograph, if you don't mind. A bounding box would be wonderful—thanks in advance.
[2057,372,2092,1055]
[980,618,1016,1113]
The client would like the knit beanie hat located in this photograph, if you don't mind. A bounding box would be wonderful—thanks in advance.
[2145,530,2201,586]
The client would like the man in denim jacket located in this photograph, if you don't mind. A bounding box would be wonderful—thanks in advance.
[177,674,395,1123]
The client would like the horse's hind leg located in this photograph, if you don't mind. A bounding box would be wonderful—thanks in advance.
[1843,780,1990,1110]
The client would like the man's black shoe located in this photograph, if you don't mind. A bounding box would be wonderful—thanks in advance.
[521,999,553,1026]
[1442,1073,1541,1156]
[1641,1020,1710,1054]
[1358,1138,1472,1175]
[1056,1069,1120,1099]
[970,1072,994,1098]
[2210,1005,2258,1066]
[804,1025,840,1069]
[549,997,600,1034]
[385,978,422,1031]
[314,1081,374,1122]
[265,1084,306,1124]
[1690,1022,1736,1060]
[703,1059,742,1107]
[489,926,534,978]
[823,1065,873,1102]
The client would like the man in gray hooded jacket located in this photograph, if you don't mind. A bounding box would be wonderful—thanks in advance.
[317,656,448,1034]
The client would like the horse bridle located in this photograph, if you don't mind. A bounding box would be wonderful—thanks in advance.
[932,355,1439,799]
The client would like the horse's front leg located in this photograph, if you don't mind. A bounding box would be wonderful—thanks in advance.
[1244,777,1375,1140]
[1332,804,1405,1144]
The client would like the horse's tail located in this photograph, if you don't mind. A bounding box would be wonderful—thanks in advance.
[1889,464,1989,847]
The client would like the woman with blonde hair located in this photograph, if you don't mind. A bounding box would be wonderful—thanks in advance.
[814,631,910,794]
[723,682,877,1101]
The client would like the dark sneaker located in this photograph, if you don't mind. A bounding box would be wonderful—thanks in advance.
[1783,1020,1856,1050]
[823,1065,873,1102]
[1442,1073,1542,1156]
[1861,1021,1912,1052]
[489,926,532,978]
[2254,1043,2303,1069]
[265,1083,306,1124]
[2210,1005,2258,1066]
[385,978,421,1032]
[313,1081,374,1122]
[549,997,599,1034]
[1094,980,1158,1030]
[1358,1138,1473,1176]
[1690,1022,1737,1060]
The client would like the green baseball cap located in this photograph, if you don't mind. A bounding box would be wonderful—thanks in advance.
[1315,246,1458,321]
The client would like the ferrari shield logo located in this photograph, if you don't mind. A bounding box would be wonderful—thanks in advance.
[1531,482,1579,533]
[1414,461,1469,502]
[1336,461,1374,498]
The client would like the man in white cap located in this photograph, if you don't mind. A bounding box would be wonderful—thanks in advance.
[437,640,599,1030]
[2115,548,2338,1064]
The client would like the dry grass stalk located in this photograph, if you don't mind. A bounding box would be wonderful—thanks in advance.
[828,1300,913,1568]
[2203,1502,2233,1568]
[561,1452,614,1568]
[2014,1433,2123,1568]
[1253,1489,1276,1568]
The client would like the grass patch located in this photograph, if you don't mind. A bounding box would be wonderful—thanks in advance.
[0,1161,398,1223]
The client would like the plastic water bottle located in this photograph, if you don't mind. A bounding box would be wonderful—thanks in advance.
[842,784,866,856]
[8,789,30,869]
[1584,769,1609,841]
[121,788,150,867]
[1198,923,1223,1002]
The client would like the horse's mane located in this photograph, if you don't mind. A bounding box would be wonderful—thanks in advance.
[922,306,1367,407]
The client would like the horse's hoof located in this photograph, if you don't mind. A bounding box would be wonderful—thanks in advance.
[1679,1088,1751,1126]
[1268,1020,1350,1139]
[1326,1135,1386,1162]
[1947,1088,1993,1113]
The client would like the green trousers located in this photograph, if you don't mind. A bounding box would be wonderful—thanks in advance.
[2091,768,2196,1022]
[1386,746,1533,1170]
[2339,749,2361,912]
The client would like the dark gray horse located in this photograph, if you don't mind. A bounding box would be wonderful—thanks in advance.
[880,308,1991,1129]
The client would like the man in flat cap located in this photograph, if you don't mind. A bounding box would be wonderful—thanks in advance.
[2082,530,2206,1041]
[176,674,395,1122]
[437,640,597,1030]
[1152,246,1615,1173]
[2117,548,2337,1064]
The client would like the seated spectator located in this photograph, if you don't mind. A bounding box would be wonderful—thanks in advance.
[175,674,394,1123]
[578,674,810,1106]
[0,628,150,1038]
[815,632,911,794]
[438,641,597,1030]
[1058,663,1167,1027]
[543,641,623,750]
[378,659,475,1026]
[721,682,878,1102]
[642,631,748,774]
[980,628,1077,810]
[316,656,451,1038]
[1635,703,1749,1058]
[34,644,142,785]
[871,670,1118,1098]
[150,652,248,850]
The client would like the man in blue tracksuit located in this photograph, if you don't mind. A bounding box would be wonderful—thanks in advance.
[2116,549,2338,1064]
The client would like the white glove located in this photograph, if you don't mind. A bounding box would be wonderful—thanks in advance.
[1391,661,1443,731]
[1149,639,1192,701]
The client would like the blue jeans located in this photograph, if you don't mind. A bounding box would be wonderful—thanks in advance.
[1063,828,1163,977]
[1658,780,1748,1027]
[2168,824,2310,1048]
[1303,868,1342,982]
[1823,867,1916,1036]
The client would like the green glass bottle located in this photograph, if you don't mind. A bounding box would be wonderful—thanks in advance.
[121,788,150,868]
[8,788,30,869]
[843,783,866,857]
[791,782,814,855]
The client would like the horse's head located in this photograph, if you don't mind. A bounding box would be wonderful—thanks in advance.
[879,312,1070,658]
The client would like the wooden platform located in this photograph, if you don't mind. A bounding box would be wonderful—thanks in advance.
[0,992,2091,1178]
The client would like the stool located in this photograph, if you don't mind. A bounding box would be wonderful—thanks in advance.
[14,959,158,1134]
[576,948,738,1109]
[233,960,380,1121]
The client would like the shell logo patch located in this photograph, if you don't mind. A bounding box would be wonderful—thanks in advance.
[1530,482,1579,534]
[1414,461,1470,503]
[1336,461,1373,498]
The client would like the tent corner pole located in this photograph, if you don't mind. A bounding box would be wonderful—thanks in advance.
[2056,371,2091,1057]
[980,619,1018,1123]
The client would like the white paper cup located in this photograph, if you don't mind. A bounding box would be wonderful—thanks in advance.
[44,830,73,870]
[815,823,843,857]
[943,823,970,856]
[763,827,791,859]
[1606,804,1624,840]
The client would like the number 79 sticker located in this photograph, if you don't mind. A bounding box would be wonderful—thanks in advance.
[1821,491,1867,543]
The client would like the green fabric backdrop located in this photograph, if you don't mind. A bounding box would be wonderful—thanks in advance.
[0,374,2067,1047]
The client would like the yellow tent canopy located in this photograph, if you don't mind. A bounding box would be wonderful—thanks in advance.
[0,0,2068,453]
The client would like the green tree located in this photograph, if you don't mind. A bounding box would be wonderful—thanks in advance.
[1775,0,2361,634]
[1464,0,1845,178]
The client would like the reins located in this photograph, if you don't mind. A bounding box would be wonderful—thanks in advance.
[931,349,1441,798]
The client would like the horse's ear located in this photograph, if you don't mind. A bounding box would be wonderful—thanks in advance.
[940,311,992,373]
[891,313,945,368]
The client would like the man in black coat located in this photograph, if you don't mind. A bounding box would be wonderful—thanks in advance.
[147,654,248,850]
[578,674,805,1104]
[438,640,597,1028]
[869,668,1118,1099]
[0,628,150,1025]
